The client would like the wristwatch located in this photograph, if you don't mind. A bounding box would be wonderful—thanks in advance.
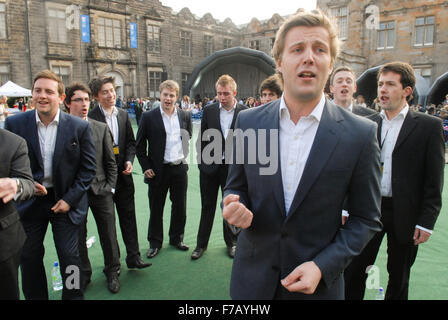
[15,179,23,195]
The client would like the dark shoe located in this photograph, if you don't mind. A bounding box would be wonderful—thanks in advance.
[146,247,161,259]
[127,256,152,268]
[191,247,206,260]
[170,241,189,251]
[227,245,236,258]
[106,273,120,294]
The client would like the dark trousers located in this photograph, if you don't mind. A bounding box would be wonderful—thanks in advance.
[114,173,141,263]
[0,248,22,300]
[196,166,239,249]
[78,191,121,280]
[20,189,84,300]
[344,197,419,300]
[148,164,188,248]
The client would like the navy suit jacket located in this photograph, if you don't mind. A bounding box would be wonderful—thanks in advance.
[5,110,96,225]
[224,99,383,300]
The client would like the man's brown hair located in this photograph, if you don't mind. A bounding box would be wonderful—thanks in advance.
[378,61,415,102]
[260,74,283,97]
[65,82,92,105]
[330,66,356,86]
[88,76,116,97]
[32,69,65,96]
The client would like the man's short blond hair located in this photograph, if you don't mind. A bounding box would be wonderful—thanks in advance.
[215,74,237,92]
[272,9,340,66]
[159,80,180,97]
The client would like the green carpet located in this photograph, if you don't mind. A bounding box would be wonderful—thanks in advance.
[19,121,448,300]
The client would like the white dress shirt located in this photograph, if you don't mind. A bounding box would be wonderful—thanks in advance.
[99,105,119,146]
[279,94,325,214]
[160,107,184,163]
[380,105,432,234]
[219,102,236,140]
[36,109,60,188]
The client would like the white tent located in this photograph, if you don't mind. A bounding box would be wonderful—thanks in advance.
[0,81,32,97]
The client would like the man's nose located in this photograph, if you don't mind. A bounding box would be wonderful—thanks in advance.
[302,47,314,65]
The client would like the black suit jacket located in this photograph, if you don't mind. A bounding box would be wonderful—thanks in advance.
[5,110,97,225]
[367,110,445,244]
[224,99,382,299]
[0,130,34,262]
[88,119,117,195]
[353,105,377,117]
[196,102,248,175]
[88,106,136,171]
[136,107,192,185]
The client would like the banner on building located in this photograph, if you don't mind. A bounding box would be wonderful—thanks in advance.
[81,15,90,43]
[130,22,138,48]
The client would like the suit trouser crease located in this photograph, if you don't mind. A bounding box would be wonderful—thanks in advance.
[197,166,238,249]
[344,198,419,300]
[20,191,84,300]
[148,164,187,248]
[114,173,140,261]
[78,191,121,278]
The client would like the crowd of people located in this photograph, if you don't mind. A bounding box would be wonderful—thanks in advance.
[0,9,446,301]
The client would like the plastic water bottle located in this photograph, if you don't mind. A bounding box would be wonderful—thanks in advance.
[86,236,96,248]
[52,261,63,291]
[375,287,385,300]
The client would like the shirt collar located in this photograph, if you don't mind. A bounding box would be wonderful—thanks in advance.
[160,105,178,118]
[99,104,118,117]
[35,108,60,125]
[219,101,237,112]
[279,93,325,122]
[380,104,409,121]
[348,102,353,113]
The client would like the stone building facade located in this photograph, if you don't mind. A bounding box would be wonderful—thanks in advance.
[317,0,448,87]
[0,0,446,100]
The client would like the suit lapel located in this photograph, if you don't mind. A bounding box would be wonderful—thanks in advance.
[263,101,286,217]
[394,111,417,152]
[27,110,44,169]
[52,111,67,173]
[286,102,343,218]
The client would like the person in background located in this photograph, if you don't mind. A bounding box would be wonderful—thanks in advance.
[0,129,35,300]
[260,74,283,105]
[344,62,445,300]
[88,76,151,270]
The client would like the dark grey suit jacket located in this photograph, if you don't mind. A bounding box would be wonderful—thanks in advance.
[0,130,36,261]
[88,119,117,196]
[353,104,377,117]
[224,99,383,299]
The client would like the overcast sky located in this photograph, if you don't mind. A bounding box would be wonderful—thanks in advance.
[160,0,317,25]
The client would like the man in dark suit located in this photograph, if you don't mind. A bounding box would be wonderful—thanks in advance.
[5,70,97,300]
[65,82,123,293]
[136,80,192,259]
[330,66,377,117]
[344,62,445,300]
[0,129,35,300]
[88,76,150,270]
[222,10,382,300]
[192,75,247,260]
[329,66,377,225]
